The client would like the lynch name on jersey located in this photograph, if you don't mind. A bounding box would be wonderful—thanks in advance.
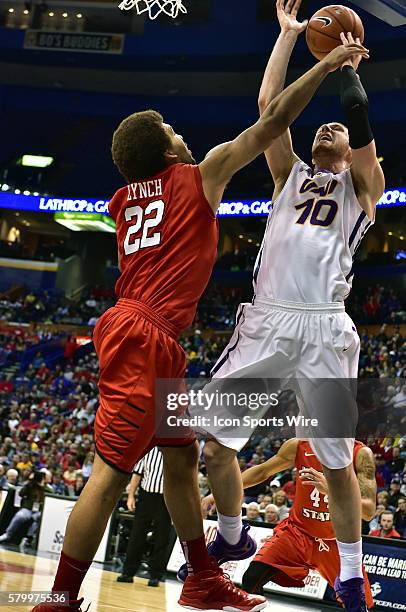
[127,178,163,201]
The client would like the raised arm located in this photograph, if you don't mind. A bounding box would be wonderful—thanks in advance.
[199,41,369,212]
[258,0,307,197]
[241,438,298,488]
[355,446,377,522]
[340,32,385,221]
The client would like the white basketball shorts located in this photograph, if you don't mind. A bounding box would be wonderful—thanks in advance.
[202,297,360,470]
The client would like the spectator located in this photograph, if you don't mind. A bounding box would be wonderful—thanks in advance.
[198,472,209,498]
[282,471,296,502]
[81,452,94,480]
[394,497,406,538]
[369,511,401,539]
[269,479,281,493]
[376,490,392,510]
[258,495,273,511]
[71,474,86,498]
[0,464,6,488]
[387,447,404,475]
[4,469,18,489]
[388,479,402,508]
[401,472,406,497]
[51,472,69,496]
[16,451,33,470]
[369,504,387,533]
[375,455,393,487]
[273,490,290,521]
[264,504,280,525]
[63,459,78,487]
[245,502,262,522]
[0,472,51,546]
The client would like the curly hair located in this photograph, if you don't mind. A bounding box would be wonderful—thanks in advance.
[111,110,172,183]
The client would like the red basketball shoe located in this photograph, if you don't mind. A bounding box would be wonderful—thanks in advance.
[178,562,267,611]
[31,597,89,612]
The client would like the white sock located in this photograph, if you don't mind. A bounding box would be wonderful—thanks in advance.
[217,512,243,545]
[337,540,363,582]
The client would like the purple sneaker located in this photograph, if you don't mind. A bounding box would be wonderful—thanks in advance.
[334,577,369,611]
[177,523,257,583]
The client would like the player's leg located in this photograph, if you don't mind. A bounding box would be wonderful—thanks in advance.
[313,539,374,610]
[187,303,291,574]
[160,443,267,611]
[242,562,280,595]
[203,439,243,538]
[243,523,310,594]
[160,442,212,573]
[39,454,128,610]
[299,311,367,610]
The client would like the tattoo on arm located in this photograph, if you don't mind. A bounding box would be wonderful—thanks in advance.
[357,449,377,502]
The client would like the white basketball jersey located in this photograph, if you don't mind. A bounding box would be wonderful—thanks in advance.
[253,161,373,304]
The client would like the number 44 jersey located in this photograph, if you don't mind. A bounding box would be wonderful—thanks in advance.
[109,163,218,335]
[254,161,373,304]
[290,440,365,539]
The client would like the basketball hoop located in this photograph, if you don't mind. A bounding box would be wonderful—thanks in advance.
[118,0,187,20]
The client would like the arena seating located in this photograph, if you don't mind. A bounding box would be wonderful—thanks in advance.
[0,284,405,541]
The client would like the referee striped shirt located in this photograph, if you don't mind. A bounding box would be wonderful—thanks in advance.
[133,447,164,494]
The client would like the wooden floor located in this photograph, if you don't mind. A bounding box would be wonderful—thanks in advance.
[0,548,325,612]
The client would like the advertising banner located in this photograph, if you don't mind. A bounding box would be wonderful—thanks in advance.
[363,538,406,611]
[37,496,110,563]
[167,520,328,600]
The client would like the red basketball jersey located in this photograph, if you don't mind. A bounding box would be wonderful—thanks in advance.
[109,163,218,335]
[290,440,364,539]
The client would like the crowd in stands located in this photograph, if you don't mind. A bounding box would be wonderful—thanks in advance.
[0,280,405,546]
[0,287,115,327]
[347,284,404,325]
[1,282,403,330]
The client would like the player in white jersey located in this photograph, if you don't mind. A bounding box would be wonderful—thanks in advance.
[190,2,385,611]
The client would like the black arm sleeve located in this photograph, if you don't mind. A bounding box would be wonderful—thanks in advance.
[340,66,373,150]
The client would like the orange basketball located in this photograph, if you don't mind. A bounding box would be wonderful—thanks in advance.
[306,5,364,61]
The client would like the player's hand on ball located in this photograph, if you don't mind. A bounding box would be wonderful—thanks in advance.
[340,32,364,71]
[201,493,216,518]
[322,40,369,73]
[276,0,308,35]
[299,467,329,495]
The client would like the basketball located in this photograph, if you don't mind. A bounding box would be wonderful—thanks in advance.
[306,5,364,60]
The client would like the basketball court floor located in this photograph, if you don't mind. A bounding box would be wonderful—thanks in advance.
[0,547,336,612]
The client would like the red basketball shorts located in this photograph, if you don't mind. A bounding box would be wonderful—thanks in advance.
[254,519,373,609]
[92,298,196,474]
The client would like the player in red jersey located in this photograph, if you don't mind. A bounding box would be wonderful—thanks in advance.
[202,438,376,609]
[31,40,368,612]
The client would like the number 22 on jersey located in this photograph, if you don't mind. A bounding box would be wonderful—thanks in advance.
[123,199,165,255]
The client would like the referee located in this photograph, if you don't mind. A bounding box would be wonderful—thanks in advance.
[117,447,173,586]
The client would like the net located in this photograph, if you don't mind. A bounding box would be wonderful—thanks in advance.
[118,0,187,20]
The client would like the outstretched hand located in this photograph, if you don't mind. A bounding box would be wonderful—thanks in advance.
[276,0,308,35]
[299,467,329,496]
[340,31,365,71]
[322,40,369,73]
[201,494,216,518]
